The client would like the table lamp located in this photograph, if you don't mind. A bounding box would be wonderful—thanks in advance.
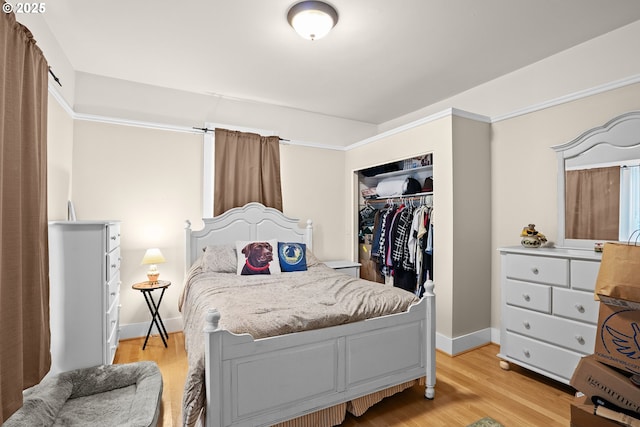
[141,248,166,283]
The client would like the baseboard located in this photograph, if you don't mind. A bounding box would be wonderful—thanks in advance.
[436,327,493,356]
[490,327,501,345]
[119,316,183,341]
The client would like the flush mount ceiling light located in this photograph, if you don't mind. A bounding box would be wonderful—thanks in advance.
[287,1,339,41]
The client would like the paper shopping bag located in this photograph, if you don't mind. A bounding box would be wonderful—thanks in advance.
[595,241,640,304]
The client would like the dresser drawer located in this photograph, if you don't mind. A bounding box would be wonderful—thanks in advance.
[553,288,600,324]
[503,332,583,381]
[505,279,551,313]
[506,306,596,354]
[570,260,601,292]
[107,247,121,282]
[106,294,119,342]
[106,302,120,364]
[106,271,120,312]
[107,223,121,252]
[505,254,568,286]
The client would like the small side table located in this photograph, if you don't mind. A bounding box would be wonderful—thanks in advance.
[324,260,361,278]
[132,280,171,350]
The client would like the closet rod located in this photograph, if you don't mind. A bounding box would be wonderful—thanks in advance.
[192,126,289,142]
[364,192,433,207]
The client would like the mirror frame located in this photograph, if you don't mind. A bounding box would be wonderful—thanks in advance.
[552,111,640,249]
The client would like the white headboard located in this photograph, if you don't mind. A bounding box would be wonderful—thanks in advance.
[185,202,313,269]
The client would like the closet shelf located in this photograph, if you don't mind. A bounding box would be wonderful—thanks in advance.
[370,164,432,180]
[363,192,433,206]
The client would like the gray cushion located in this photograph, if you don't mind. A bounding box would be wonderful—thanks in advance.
[4,361,163,427]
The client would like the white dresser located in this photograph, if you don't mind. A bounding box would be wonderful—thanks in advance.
[498,246,601,384]
[48,221,121,375]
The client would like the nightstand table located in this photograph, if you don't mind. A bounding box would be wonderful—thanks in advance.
[324,260,361,278]
[132,280,171,350]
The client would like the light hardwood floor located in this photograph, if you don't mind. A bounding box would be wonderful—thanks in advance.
[114,334,575,427]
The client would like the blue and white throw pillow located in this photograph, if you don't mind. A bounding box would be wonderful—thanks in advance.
[277,242,308,272]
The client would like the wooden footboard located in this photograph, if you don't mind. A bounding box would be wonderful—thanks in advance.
[203,281,436,427]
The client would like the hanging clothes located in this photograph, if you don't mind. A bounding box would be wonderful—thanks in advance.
[365,197,433,295]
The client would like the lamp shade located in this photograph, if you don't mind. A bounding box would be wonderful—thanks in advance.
[141,248,166,265]
[287,1,338,41]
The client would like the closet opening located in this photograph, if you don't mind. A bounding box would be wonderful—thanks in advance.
[356,154,434,296]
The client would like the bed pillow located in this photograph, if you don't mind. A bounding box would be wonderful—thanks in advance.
[305,247,321,267]
[236,239,281,275]
[201,245,237,273]
[277,242,308,272]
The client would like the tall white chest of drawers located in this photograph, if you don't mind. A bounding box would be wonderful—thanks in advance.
[48,221,121,375]
[498,246,601,384]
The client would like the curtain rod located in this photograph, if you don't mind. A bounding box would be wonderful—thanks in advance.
[192,126,289,142]
[48,67,62,87]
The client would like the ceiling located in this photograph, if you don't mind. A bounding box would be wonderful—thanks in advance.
[40,0,640,125]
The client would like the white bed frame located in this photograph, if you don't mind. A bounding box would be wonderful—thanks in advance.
[185,203,436,427]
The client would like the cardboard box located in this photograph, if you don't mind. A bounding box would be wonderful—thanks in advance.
[570,355,640,415]
[594,303,640,375]
[571,395,625,427]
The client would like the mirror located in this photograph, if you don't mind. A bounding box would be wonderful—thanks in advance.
[553,111,640,249]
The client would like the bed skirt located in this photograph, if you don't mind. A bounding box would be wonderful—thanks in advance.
[273,378,424,427]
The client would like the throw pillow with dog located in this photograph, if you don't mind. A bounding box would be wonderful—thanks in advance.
[236,239,281,275]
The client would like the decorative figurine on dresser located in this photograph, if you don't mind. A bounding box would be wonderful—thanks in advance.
[48,221,121,376]
[520,224,547,248]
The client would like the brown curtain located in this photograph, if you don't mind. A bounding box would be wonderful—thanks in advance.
[214,128,283,216]
[0,7,50,423]
[565,166,619,240]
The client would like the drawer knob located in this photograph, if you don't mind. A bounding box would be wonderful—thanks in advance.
[111,235,117,240]
[575,335,585,345]
[522,293,531,302]
[523,349,531,358]
[111,264,117,268]
[110,291,116,296]
[531,267,539,275]
[523,321,531,329]
[575,304,585,313]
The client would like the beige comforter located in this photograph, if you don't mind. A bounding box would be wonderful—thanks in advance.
[178,258,419,427]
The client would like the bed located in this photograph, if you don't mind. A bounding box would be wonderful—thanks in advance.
[179,203,436,427]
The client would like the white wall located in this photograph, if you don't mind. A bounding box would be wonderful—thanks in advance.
[279,144,346,260]
[47,94,74,220]
[71,121,202,332]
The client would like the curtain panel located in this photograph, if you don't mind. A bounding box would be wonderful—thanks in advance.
[0,7,50,422]
[565,166,620,241]
[213,128,283,216]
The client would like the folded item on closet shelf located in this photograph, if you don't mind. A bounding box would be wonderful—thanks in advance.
[376,177,422,197]
[361,187,377,199]
[375,177,405,197]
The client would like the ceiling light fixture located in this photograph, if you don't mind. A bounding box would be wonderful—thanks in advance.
[287,1,339,41]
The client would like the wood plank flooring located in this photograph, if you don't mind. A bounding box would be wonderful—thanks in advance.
[114,334,575,427]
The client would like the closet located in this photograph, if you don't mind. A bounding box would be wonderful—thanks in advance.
[357,155,434,296]
[346,110,491,354]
